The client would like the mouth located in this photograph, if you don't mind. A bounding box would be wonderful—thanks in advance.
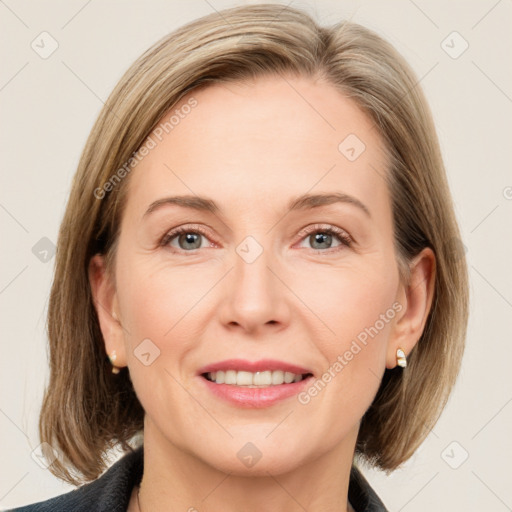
[201,370,314,387]
[196,359,315,407]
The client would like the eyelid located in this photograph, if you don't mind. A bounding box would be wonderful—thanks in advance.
[159,223,217,249]
[294,223,353,250]
[160,222,353,253]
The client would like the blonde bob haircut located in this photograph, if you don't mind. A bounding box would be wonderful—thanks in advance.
[40,3,469,485]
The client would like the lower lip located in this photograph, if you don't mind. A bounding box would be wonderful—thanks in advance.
[199,375,314,408]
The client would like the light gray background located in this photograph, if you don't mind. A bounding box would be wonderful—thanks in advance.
[1,1,511,510]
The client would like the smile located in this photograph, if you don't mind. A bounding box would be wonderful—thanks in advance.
[203,370,312,387]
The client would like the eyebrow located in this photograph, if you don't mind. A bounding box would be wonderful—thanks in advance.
[143,192,371,219]
[288,192,371,217]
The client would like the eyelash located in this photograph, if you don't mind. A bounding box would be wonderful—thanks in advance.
[297,224,353,252]
[160,223,353,254]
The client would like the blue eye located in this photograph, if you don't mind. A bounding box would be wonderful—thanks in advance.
[161,223,353,254]
[161,226,210,251]
[296,224,353,252]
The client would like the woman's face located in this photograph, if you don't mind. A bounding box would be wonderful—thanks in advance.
[95,75,410,475]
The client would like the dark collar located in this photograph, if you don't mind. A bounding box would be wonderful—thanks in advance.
[10,445,387,511]
[349,462,389,511]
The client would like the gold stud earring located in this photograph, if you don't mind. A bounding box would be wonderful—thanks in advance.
[109,350,121,374]
[396,348,407,368]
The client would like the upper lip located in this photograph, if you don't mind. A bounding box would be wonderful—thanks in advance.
[197,359,313,376]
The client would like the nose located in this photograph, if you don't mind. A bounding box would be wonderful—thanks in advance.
[218,237,290,335]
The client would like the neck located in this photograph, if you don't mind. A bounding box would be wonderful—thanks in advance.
[136,416,359,512]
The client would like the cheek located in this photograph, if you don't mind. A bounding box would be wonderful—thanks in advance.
[294,261,398,408]
[114,260,205,426]
[116,256,210,339]
[335,273,398,355]
[290,258,398,347]
[297,283,397,443]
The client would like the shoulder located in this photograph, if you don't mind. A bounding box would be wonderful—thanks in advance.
[8,446,143,512]
[348,464,389,512]
[9,447,386,512]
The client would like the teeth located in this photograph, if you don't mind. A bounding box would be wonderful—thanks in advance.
[206,370,308,387]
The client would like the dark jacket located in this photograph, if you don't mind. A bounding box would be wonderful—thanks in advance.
[9,446,388,511]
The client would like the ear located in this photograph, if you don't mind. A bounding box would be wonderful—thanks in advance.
[88,253,127,368]
[386,247,436,369]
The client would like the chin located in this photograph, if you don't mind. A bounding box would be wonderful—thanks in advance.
[195,438,310,477]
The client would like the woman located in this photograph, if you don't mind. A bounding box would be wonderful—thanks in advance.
[10,3,469,511]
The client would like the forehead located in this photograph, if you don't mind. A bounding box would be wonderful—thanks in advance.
[123,74,390,221]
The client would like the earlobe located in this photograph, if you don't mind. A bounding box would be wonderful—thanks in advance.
[386,247,436,369]
[88,254,127,369]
